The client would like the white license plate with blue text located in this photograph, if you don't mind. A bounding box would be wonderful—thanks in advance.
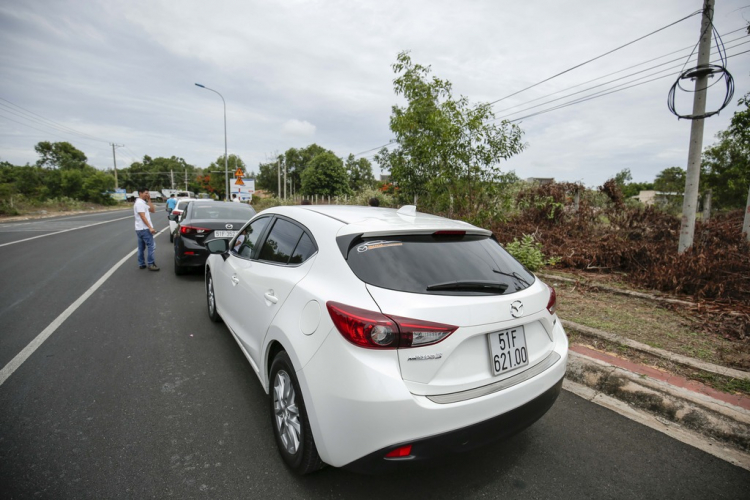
[488,325,529,376]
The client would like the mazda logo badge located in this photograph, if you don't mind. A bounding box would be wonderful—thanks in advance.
[225,224,233,229]
[510,301,523,318]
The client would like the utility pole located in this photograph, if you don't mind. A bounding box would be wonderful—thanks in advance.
[277,158,281,198]
[170,169,174,189]
[678,0,714,254]
[184,169,188,191]
[110,143,123,190]
[284,161,287,200]
[703,189,712,221]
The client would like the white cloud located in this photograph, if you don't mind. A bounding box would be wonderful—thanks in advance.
[281,119,316,138]
[0,0,747,185]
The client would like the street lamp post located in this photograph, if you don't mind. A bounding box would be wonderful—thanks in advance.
[195,83,229,201]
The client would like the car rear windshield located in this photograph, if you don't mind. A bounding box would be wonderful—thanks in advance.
[344,234,535,295]
[191,204,255,220]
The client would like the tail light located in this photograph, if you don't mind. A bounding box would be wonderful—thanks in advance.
[326,302,457,349]
[385,444,412,458]
[546,284,557,315]
[180,225,211,236]
[433,230,465,236]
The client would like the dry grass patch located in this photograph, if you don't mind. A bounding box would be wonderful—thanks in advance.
[550,280,749,371]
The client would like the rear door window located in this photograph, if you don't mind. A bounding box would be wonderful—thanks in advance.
[344,234,534,295]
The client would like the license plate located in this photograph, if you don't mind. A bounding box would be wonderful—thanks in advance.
[214,231,237,238]
[488,325,529,376]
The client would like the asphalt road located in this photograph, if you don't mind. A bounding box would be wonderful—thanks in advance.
[0,209,748,499]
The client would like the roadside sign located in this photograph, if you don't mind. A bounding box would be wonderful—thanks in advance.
[231,178,255,202]
[234,168,244,178]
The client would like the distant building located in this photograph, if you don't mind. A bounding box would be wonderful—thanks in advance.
[632,190,680,206]
[526,177,555,185]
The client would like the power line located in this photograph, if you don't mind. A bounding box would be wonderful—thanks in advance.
[0,97,111,144]
[493,39,749,122]
[506,48,749,123]
[352,141,395,157]
[0,112,82,143]
[353,25,745,161]
[486,9,703,106]
[0,103,116,148]
[492,32,748,117]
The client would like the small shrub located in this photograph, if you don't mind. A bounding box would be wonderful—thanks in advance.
[350,188,396,207]
[504,234,559,272]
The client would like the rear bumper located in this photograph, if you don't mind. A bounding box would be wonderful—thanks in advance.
[298,320,568,469]
[175,249,209,267]
[175,238,212,267]
[343,376,564,474]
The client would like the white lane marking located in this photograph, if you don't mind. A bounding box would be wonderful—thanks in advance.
[0,215,133,248]
[0,227,169,387]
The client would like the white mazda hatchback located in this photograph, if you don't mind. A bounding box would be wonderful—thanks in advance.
[204,205,568,474]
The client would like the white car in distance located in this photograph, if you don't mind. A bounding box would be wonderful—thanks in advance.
[168,198,195,243]
[204,205,568,474]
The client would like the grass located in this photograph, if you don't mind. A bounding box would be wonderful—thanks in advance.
[547,270,750,396]
[0,197,125,218]
[547,278,747,370]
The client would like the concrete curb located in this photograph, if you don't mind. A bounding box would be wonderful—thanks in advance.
[567,351,750,460]
[562,319,750,381]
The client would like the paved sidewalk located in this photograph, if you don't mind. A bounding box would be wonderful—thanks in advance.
[570,344,750,411]
[565,342,750,470]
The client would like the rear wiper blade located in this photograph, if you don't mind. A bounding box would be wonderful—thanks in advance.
[426,281,509,293]
[493,269,530,286]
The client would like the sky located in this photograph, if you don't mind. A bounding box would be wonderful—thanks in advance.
[0,0,748,188]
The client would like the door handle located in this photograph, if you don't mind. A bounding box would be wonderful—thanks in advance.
[231,275,239,286]
[264,291,278,304]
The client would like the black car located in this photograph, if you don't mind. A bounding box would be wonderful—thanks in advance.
[172,200,256,275]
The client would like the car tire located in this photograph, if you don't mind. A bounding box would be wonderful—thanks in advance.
[174,258,186,276]
[269,351,323,475]
[206,270,221,323]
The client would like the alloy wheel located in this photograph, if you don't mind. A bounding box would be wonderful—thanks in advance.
[207,276,215,315]
[273,370,301,455]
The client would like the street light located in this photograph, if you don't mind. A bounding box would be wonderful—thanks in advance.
[195,83,229,201]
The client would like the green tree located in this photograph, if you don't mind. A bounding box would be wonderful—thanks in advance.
[256,145,337,197]
[654,167,686,193]
[375,51,525,213]
[256,158,281,196]
[34,141,87,170]
[613,169,655,197]
[204,154,246,198]
[120,155,199,192]
[284,144,330,195]
[614,168,632,187]
[701,92,750,209]
[345,154,375,191]
[300,152,351,197]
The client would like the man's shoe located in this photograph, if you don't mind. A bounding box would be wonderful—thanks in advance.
[139,265,147,269]
[148,264,160,271]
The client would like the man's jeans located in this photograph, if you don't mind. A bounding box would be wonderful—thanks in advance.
[136,229,156,266]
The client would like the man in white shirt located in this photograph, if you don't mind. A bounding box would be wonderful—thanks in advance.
[232,193,241,203]
[134,187,159,271]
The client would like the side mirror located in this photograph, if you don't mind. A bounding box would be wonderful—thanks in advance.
[206,238,229,254]
[168,214,177,221]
